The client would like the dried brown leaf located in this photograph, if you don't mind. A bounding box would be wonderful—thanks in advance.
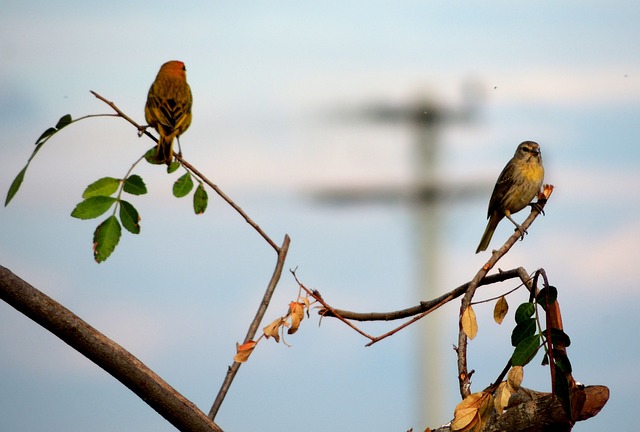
[461,305,478,340]
[288,301,305,335]
[493,381,512,415]
[233,340,257,363]
[263,317,284,343]
[507,365,524,390]
[493,296,508,325]
[452,392,488,432]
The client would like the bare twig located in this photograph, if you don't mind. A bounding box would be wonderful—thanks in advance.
[208,234,290,420]
[177,156,280,252]
[0,265,222,432]
[293,268,534,348]
[321,269,525,321]
[456,187,553,399]
[89,90,281,254]
[291,269,376,341]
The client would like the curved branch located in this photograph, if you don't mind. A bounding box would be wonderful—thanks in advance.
[89,90,281,254]
[0,264,222,432]
[321,268,526,321]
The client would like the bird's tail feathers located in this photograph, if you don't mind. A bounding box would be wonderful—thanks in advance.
[476,214,500,254]
[156,135,175,165]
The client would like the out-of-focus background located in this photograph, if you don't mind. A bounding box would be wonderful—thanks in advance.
[1,1,638,431]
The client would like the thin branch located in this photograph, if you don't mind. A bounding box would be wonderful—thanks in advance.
[291,269,376,341]
[321,269,525,321]
[177,156,280,252]
[456,187,554,399]
[89,90,281,253]
[208,234,290,420]
[0,265,222,432]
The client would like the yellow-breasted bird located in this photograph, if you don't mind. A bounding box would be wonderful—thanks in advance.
[145,60,193,164]
[476,141,544,253]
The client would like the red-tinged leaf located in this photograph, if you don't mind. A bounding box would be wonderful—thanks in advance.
[234,340,257,363]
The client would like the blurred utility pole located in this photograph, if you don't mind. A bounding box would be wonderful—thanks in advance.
[314,83,484,426]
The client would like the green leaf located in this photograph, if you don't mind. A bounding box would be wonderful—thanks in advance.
[5,166,27,206]
[167,161,180,173]
[144,147,163,165]
[511,334,541,366]
[173,173,193,198]
[553,349,573,374]
[93,215,121,263]
[553,363,572,417]
[514,302,536,324]
[119,200,140,234]
[35,127,58,146]
[193,183,208,214]
[82,177,120,198]
[71,196,117,220]
[536,286,558,309]
[55,114,73,130]
[511,317,537,347]
[123,175,147,195]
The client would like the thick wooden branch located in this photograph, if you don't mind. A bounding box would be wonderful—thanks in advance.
[0,264,222,432]
[431,385,609,432]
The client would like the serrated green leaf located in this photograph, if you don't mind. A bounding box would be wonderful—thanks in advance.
[144,147,163,165]
[167,161,180,173]
[82,177,120,198]
[35,127,58,146]
[119,200,140,234]
[93,215,121,263]
[173,172,193,198]
[514,302,536,324]
[123,174,147,195]
[511,317,537,347]
[55,114,73,130]
[71,196,117,220]
[193,184,208,214]
[5,166,28,206]
[511,334,541,366]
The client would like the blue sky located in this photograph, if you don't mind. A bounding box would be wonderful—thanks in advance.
[1,1,639,431]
